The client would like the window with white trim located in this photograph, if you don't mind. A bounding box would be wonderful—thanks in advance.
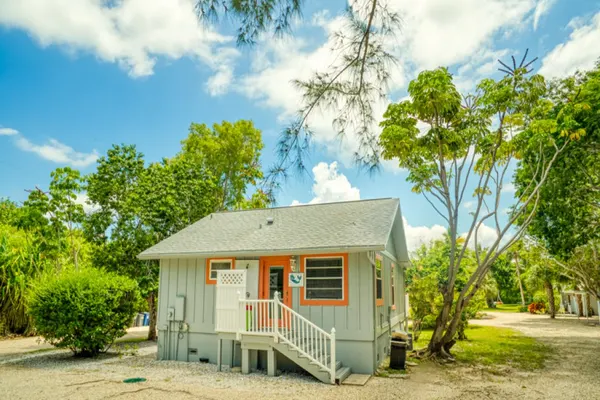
[209,259,233,280]
[375,254,383,303]
[305,256,344,300]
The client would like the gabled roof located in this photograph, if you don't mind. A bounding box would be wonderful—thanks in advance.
[138,198,407,260]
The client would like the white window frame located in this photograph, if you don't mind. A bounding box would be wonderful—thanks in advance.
[375,254,383,303]
[303,255,345,301]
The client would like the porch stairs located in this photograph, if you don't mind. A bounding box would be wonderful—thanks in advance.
[272,330,352,384]
[215,271,351,384]
[235,293,351,384]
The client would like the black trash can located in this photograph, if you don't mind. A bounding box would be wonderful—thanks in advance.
[389,340,407,370]
[407,333,413,351]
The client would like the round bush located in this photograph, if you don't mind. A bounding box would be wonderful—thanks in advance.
[28,268,141,356]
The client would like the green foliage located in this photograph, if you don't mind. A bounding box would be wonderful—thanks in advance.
[0,199,20,226]
[0,224,50,334]
[138,157,219,239]
[490,254,522,304]
[408,236,487,341]
[195,0,303,45]
[85,122,267,340]
[515,63,600,257]
[180,120,264,210]
[28,268,141,356]
[379,60,585,354]
[568,240,600,298]
[0,168,90,335]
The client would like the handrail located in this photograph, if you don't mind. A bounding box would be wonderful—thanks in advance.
[237,292,336,384]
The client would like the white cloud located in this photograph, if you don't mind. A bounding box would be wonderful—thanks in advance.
[74,193,100,214]
[463,201,475,210]
[539,12,600,78]
[0,0,238,81]
[462,224,500,250]
[403,217,447,252]
[0,127,19,136]
[206,65,234,96]
[533,0,556,31]
[14,136,98,167]
[232,2,537,168]
[291,161,360,205]
[501,182,516,193]
[388,0,536,70]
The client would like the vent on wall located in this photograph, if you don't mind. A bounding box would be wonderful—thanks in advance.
[189,348,198,355]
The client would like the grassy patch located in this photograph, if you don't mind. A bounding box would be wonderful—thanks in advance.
[415,325,552,371]
[483,304,523,313]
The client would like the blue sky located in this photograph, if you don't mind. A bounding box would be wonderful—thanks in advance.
[1,0,599,249]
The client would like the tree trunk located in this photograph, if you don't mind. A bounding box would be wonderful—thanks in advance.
[147,291,158,341]
[427,296,461,358]
[544,280,555,319]
[514,254,526,307]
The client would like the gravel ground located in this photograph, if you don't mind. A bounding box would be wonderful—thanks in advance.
[0,313,598,399]
[0,327,149,359]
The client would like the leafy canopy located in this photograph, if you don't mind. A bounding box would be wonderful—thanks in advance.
[516,63,600,257]
[180,120,264,209]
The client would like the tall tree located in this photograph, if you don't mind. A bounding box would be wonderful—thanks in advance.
[507,241,527,307]
[85,145,157,338]
[86,125,264,340]
[490,253,522,305]
[180,120,264,209]
[379,60,582,358]
[520,238,564,318]
[409,235,488,341]
[515,63,600,257]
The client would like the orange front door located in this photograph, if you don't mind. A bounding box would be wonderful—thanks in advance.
[260,256,292,307]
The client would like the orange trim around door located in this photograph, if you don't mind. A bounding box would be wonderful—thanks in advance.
[300,253,349,307]
[259,256,292,307]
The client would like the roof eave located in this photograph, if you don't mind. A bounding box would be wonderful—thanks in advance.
[137,244,386,260]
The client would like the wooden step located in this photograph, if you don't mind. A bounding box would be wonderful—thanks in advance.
[335,366,352,384]
[320,361,342,372]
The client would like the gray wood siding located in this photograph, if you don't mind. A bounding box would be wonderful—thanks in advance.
[158,258,216,333]
[386,233,397,260]
[375,251,407,336]
[292,252,374,341]
[159,253,376,341]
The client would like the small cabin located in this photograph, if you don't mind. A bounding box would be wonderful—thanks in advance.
[138,198,410,384]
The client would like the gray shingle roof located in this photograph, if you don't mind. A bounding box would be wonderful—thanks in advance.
[138,198,400,259]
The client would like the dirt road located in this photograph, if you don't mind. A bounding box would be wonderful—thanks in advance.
[0,314,598,399]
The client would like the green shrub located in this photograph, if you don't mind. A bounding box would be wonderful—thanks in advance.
[28,268,141,356]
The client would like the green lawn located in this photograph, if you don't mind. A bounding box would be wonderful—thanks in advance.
[414,325,552,371]
[483,303,523,313]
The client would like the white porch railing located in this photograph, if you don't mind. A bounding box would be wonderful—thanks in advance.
[236,292,336,384]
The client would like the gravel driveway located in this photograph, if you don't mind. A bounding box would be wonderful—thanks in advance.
[1,314,598,399]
